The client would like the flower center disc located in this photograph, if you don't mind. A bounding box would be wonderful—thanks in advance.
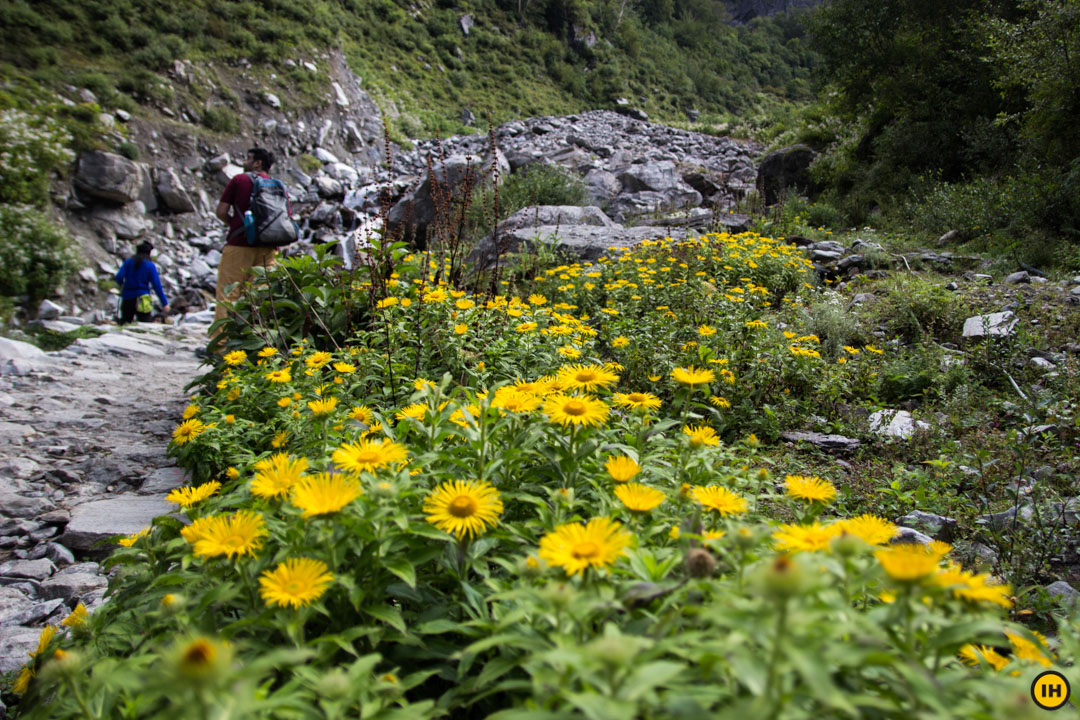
[564,400,586,416]
[355,451,378,464]
[572,541,599,559]
[576,371,597,383]
[449,495,477,518]
[628,393,646,403]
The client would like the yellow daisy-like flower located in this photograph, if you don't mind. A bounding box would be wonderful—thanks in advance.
[491,390,541,413]
[257,347,278,358]
[14,666,33,694]
[1005,630,1053,667]
[191,510,267,560]
[271,430,290,449]
[251,453,309,499]
[958,644,1008,671]
[456,298,476,310]
[773,522,843,552]
[277,397,292,408]
[454,323,468,335]
[307,397,340,417]
[449,404,481,428]
[266,369,292,383]
[333,362,356,374]
[423,288,448,303]
[30,625,56,658]
[223,350,247,366]
[332,438,408,474]
[349,405,375,425]
[180,516,216,546]
[167,481,222,508]
[683,424,720,448]
[423,479,504,540]
[305,351,333,369]
[612,336,630,348]
[542,394,610,427]
[172,419,207,445]
[614,483,665,512]
[226,467,240,480]
[605,455,641,482]
[182,404,199,420]
[784,475,837,503]
[934,563,1013,608]
[61,603,88,628]
[538,517,632,576]
[376,296,398,309]
[875,544,941,582]
[117,527,150,547]
[290,472,363,518]
[836,514,897,545]
[557,364,620,393]
[671,366,716,388]
[515,321,538,333]
[259,558,334,609]
[556,346,582,359]
[697,324,717,336]
[528,293,547,306]
[612,391,662,412]
[692,486,748,515]
[745,319,767,329]
[395,403,427,422]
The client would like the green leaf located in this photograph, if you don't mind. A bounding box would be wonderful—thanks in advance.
[363,603,406,633]
[415,619,461,635]
[382,556,416,588]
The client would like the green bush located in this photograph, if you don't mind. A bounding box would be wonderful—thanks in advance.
[116,141,140,160]
[202,106,240,134]
[0,108,74,206]
[0,205,80,303]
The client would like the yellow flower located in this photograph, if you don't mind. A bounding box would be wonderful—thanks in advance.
[333,362,356,374]
[557,346,582,359]
[266,369,292,383]
[61,603,88,628]
[260,558,334,609]
[395,403,427,422]
[538,517,632,576]
[456,298,476,310]
[836,514,897,545]
[400,298,412,307]
[349,405,375,425]
[612,391,662,412]
[614,483,665,512]
[491,389,541,413]
[225,414,235,424]
[682,424,720,448]
[423,479,504,540]
[875,544,941,582]
[692,486,748,515]
[671,366,716,388]
[784,475,837,503]
[557,364,620,393]
[117,527,150,547]
[223,350,247,366]
[605,455,641,482]
[958,644,1009,671]
[515,321,538,333]
[182,404,200,420]
[454,323,468,335]
[251,453,309,499]
[1005,630,1053,667]
[257,347,278,358]
[933,563,1013,608]
[278,397,292,408]
[174,636,232,682]
[773,522,843,552]
[305,351,333,369]
[332,438,408,474]
[377,296,398,309]
[271,430,290,448]
[226,467,240,480]
[612,336,630,348]
[528,293,547,306]
[290,473,363,518]
[708,395,731,409]
[14,666,33,694]
[191,510,267,559]
[172,419,207,445]
[31,625,57,658]
[697,324,717,336]
[307,397,340,417]
[167,481,222,508]
[423,288,448,303]
[542,394,610,427]
[745,320,767,329]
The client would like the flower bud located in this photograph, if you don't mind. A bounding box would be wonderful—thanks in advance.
[685,548,717,578]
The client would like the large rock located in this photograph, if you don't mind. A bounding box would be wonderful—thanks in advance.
[61,495,171,551]
[155,167,196,213]
[868,409,931,439]
[618,160,685,194]
[470,224,664,269]
[0,489,56,519]
[962,311,1017,338]
[388,148,510,244]
[73,150,141,204]
[70,333,168,357]
[90,205,154,239]
[756,144,816,205]
[0,337,47,363]
[38,563,108,603]
[779,431,860,453]
[0,625,40,673]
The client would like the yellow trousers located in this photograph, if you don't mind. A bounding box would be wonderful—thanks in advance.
[213,244,277,329]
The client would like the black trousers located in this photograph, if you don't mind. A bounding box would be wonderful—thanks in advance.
[119,298,151,324]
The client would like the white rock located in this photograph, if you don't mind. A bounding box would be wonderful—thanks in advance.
[37,299,64,320]
[314,147,340,164]
[962,311,1017,338]
[332,81,350,107]
[78,268,97,283]
[264,92,281,108]
[869,409,931,439]
[0,337,47,362]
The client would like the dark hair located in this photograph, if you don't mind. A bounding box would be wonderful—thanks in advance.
[133,241,153,271]
[248,147,274,170]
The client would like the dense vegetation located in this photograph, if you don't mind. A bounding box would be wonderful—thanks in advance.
[0,0,817,135]
[781,0,1080,263]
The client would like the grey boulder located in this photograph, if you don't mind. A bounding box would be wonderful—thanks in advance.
[73,151,141,204]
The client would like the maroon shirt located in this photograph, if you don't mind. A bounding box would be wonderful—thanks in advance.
[219,172,269,246]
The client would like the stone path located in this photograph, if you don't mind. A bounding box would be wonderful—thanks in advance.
[0,321,206,676]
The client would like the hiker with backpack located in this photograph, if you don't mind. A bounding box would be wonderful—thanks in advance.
[213,147,298,335]
[115,240,169,324]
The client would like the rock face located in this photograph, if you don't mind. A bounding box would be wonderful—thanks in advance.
[869,409,931,439]
[73,151,142,204]
[962,311,1017,338]
[155,167,196,213]
[756,144,816,205]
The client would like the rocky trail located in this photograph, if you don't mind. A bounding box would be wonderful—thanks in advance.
[0,321,208,681]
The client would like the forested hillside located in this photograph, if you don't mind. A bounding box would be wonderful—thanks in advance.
[1,0,818,134]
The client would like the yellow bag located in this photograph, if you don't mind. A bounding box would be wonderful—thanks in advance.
[136,294,153,314]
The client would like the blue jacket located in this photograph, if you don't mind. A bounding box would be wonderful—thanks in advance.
[115,257,168,306]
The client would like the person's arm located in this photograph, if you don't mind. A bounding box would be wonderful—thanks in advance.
[148,264,168,309]
[217,176,238,225]
[216,201,232,224]
[114,258,128,287]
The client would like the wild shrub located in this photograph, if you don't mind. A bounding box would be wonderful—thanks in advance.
[0,205,79,303]
[201,106,240,134]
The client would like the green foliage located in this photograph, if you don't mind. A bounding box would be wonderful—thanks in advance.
[867,274,972,346]
[0,107,74,206]
[201,105,240,134]
[0,205,80,303]
[468,163,588,240]
[22,323,105,351]
[116,140,140,160]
